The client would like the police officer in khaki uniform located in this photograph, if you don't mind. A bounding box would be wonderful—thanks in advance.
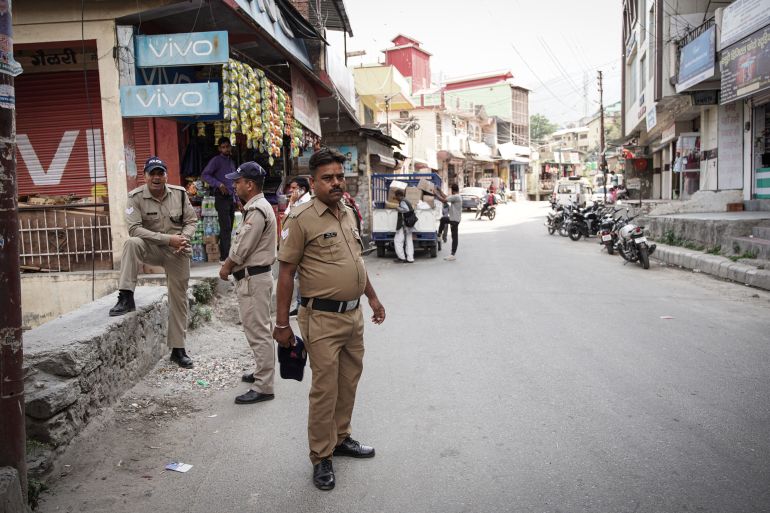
[217,162,278,404]
[109,156,198,368]
[274,147,386,491]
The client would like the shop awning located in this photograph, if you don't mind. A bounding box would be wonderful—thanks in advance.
[498,142,530,160]
[276,0,326,40]
[509,156,530,164]
[353,66,414,110]
[468,140,492,158]
[371,153,397,167]
[437,149,466,161]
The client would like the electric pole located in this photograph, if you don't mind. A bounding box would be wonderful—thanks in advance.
[0,2,28,498]
[598,70,607,203]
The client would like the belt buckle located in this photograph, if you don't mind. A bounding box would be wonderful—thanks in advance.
[342,299,357,312]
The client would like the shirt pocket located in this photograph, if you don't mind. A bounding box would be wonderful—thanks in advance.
[314,234,343,261]
[350,227,364,253]
[169,208,184,226]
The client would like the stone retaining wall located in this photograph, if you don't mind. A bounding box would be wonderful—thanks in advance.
[22,287,169,472]
[640,216,767,249]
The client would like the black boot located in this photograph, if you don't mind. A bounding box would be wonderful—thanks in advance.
[170,348,194,369]
[109,290,135,317]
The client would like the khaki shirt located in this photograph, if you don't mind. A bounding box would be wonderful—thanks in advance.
[126,184,197,244]
[278,198,366,301]
[229,193,277,270]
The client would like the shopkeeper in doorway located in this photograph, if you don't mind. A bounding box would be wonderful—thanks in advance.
[202,137,238,260]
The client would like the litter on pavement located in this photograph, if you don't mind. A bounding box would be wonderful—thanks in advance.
[165,462,193,473]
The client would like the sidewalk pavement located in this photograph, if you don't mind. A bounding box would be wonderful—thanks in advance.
[651,243,770,291]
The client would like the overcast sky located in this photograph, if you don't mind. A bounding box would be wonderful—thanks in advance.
[332,0,623,127]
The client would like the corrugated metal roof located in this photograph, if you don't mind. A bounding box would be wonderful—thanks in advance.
[309,0,353,36]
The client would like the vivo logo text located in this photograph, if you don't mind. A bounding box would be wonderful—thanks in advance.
[137,89,203,109]
[149,39,214,59]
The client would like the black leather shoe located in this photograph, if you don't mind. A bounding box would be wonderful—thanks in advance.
[333,437,375,458]
[234,390,275,404]
[109,290,135,317]
[312,459,335,490]
[170,348,193,369]
[242,372,255,383]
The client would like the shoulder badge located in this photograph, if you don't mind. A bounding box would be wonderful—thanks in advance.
[128,185,144,197]
[288,200,314,219]
[167,184,186,192]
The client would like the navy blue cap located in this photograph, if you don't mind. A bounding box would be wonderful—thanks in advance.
[277,336,307,381]
[225,161,267,181]
[143,156,167,173]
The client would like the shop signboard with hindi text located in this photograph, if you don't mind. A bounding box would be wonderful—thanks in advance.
[291,69,321,136]
[719,26,770,104]
[135,31,228,68]
[120,83,220,117]
[717,102,744,189]
[720,0,770,49]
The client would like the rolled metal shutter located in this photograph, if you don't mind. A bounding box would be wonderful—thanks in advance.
[16,71,105,198]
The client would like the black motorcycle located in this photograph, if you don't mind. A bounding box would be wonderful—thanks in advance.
[567,203,603,241]
[476,198,496,220]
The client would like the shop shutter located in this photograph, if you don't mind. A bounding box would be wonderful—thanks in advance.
[128,118,153,190]
[16,71,105,198]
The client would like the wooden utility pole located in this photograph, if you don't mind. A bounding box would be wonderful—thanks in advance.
[598,70,607,203]
[0,2,28,498]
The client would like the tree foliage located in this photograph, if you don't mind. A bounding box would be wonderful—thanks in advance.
[530,114,559,142]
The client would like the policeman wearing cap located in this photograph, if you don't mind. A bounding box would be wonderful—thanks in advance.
[109,156,198,368]
[217,162,278,404]
[274,147,386,491]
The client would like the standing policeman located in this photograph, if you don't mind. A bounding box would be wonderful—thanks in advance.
[274,147,386,491]
[217,162,278,404]
[109,156,198,368]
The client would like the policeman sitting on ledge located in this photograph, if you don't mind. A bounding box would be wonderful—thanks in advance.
[109,156,198,369]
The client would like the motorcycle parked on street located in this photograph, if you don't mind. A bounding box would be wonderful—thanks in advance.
[598,208,622,255]
[614,209,656,269]
[567,202,603,241]
[546,203,565,235]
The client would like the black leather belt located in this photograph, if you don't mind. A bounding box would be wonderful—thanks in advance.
[232,265,271,281]
[300,297,360,313]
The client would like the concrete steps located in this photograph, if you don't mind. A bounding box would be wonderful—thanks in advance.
[727,225,770,260]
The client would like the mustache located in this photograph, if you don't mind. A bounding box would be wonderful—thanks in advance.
[330,188,343,193]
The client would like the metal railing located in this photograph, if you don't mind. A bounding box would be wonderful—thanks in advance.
[18,205,113,272]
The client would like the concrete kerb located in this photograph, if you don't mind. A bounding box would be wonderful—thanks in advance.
[0,467,28,513]
[651,243,770,291]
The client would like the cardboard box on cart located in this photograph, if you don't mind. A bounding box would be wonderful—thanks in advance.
[386,180,408,205]
[417,178,436,195]
[405,186,422,208]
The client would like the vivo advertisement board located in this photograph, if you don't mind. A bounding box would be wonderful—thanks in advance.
[120,83,220,117]
[135,31,228,68]
[677,26,716,92]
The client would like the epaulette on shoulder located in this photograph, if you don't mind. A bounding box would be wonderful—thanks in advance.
[288,201,314,219]
[128,186,145,197]
[167,184,186,192]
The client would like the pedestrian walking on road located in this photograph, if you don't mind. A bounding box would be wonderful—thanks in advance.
[109,156,198,368]
[218,162,278,405]
[436,183,462,261]
[273,147,386,491]
[438,200,450,243]
[389,188,415,263]
[201,137,238,260]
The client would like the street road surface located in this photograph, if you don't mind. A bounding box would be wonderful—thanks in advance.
[39,202,770,513]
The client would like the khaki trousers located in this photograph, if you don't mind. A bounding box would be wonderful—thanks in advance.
[118,237,190,349]
[297,305,365,464]
[235,272,275,394]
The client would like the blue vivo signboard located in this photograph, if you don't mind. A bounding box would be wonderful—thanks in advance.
[120,83,220,117]
[135,31,228,67]
[676,26,716,92]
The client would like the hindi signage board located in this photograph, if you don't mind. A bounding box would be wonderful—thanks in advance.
[719,26,770,104]
[721,0,770,49]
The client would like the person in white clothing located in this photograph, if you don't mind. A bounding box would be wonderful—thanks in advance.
[390,189,415,263]
[284,176,312,315]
